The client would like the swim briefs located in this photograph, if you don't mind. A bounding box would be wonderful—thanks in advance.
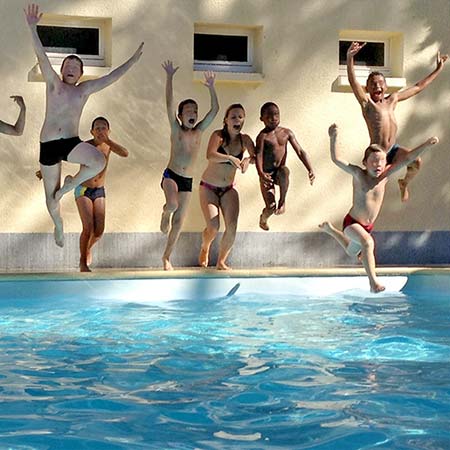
[343,213,374,234]
[161,168,193,192]
[74,185,106,201]
[39,136,82,166]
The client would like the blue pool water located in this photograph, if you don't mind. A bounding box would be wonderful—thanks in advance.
[0,276,449,449]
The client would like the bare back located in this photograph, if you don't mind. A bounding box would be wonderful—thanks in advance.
[362,94,399,150]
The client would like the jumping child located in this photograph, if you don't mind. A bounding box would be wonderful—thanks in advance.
[256,102,315,231]
[160,60,219,270]
[347,41,447,202]
[319,124,438,293]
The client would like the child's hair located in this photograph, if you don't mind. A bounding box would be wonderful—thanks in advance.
[366,71,386,85]
[61,55,84,75]
[363,144,385,163]
[221,103,245,146]
[91,116,110,130]
[177,99,197,117]
[260,101,279,116]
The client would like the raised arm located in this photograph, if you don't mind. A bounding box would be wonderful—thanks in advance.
[346,42,368,106]
[385,137,439,177]
[81,43,144,95]
[196,72,219,132]
[24,4,59,85]
[328,124,358,176]
[106,138,129,157]
[288,129,315,185]
[162,60,179,126]
[0,96,26,136]
[397,51,448,101]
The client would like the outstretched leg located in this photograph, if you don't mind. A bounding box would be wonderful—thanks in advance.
[259,179,276,231]
[55,143,106,201]
[398,158,421,202]
[392,146,421,203]
[162,191,191,270]
[76,196,95,272]
[274,166,289,215]
[40,162,64,247]
[198,186,220,268]
[160,177,179,234]
[217,188,239,270]
[344,224,385,293]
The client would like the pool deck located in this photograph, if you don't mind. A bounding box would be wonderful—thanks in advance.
[0,266,449,281]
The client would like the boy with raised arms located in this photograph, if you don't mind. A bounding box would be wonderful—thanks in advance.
[160,60,219,270]
[320,124,438,293]
[25,3,143,247]
[347,41,447,202]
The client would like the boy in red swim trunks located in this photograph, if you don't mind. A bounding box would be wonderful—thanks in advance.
[319,124,439,293]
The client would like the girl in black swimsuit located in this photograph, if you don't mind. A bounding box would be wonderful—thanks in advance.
[198,104,255,270]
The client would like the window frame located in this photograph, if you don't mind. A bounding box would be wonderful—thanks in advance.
[37,15,110,68]
[193,24,257,74]
[339,38,391,77]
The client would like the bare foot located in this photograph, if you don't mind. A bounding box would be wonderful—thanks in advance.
[160,211,170,234]
[259,214,269,231]
[216,261,231,270]
[318,221,333,235]
[275,202,285,215]
[79,263,91,273]
[86,248,92,266]
[54,225,64,248]
[198,247,209,268]
[163,257,173,271]
[54,175,76,202]
[370,282,386,293]
[398,179,409,202]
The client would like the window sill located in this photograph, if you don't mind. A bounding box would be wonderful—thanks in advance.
[332,75,406,93]
[193,70,264,85]
[27,63,111,82]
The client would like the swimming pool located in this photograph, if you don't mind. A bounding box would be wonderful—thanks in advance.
[0,273,449,449]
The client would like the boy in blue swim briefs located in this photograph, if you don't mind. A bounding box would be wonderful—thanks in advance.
[160,60,219,270]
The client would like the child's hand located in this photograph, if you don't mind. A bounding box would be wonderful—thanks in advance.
[240,157,251,173]
[24,3,42,26]
[427,136,439,145]
[228,155,242,169]
[347,41,366,58]
[260,172,273,187]
[131,42,144,64]
[308,171,315,185]
[437,51,448,69]
[328,123,338,138]
[162,60,179,77]
[203,71,216,88]
[10,96,25,108]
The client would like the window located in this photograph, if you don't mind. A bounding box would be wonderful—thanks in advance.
[339,40,387,71]
[194,24,262,75]
[35,14,112,68]
[333,30,405,92]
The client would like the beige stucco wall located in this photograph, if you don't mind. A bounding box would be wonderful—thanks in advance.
[0,0,449,237]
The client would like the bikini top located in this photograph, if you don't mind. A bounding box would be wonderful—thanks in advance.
[217,134,245,163]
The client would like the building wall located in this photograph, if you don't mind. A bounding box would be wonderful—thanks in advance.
[0,0,448,270]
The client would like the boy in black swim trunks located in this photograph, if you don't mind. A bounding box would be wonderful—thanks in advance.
[160,60,219,270]
[25,4,143,247]
[256,102,315,231]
